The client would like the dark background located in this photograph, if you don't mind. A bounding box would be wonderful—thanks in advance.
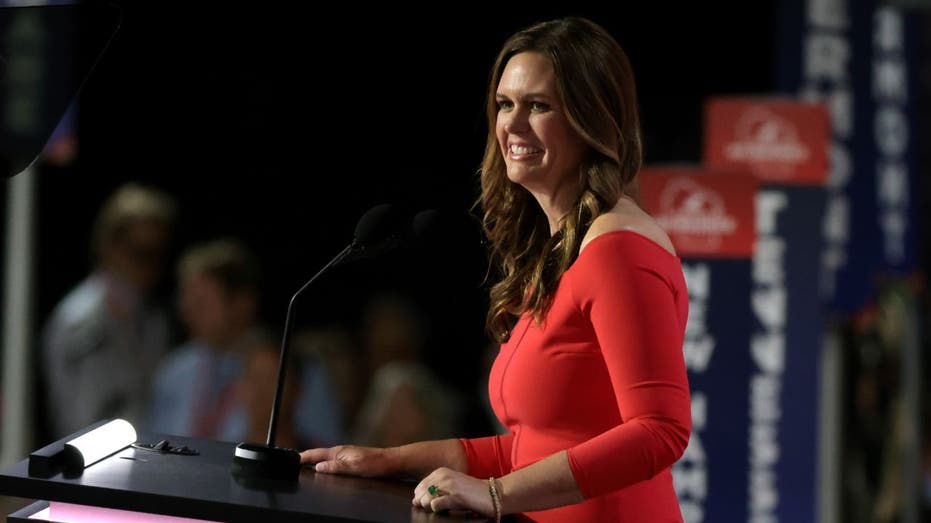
[17,2,782,437]
[5,2,931,518]
[33,2,780,321]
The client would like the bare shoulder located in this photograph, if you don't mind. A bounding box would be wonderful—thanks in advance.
[580,196,677,256]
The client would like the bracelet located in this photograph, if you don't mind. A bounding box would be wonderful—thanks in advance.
[488,477,502,523]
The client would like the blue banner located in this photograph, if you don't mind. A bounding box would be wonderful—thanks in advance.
[674,259,753,522]
[748,186,826,523]
[675,187,826,523]
[777,0,918,312]
[872,7,919,274]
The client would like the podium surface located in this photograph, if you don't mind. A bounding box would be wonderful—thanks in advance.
[0,432,483,522]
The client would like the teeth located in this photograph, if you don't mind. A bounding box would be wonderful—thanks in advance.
[510,144,542,155]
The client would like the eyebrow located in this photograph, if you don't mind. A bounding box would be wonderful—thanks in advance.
[495,92,552,101]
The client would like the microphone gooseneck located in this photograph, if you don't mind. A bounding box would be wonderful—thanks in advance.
[269,203,403,447]
[265,245,352,447]
[232,203,405,482]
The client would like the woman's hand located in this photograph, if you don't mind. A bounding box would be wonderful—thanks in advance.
[300,445,399,478]
[413,467,495,517]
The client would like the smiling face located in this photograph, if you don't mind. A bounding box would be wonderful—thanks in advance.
[495,52,587,208]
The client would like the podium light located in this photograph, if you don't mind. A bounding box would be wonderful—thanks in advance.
[62,419,137,470]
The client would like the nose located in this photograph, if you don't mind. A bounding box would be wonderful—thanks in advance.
[502,107,530,134]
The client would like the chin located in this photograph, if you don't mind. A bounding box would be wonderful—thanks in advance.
[505,167,533,185]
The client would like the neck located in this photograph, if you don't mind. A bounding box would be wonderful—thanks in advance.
[528,188,576,236]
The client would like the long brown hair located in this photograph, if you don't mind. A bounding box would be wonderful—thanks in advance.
[479,17,643,342]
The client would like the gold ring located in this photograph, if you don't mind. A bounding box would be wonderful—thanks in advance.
[428,484,439,497]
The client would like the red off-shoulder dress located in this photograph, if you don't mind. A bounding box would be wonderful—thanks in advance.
[461,231,691,522]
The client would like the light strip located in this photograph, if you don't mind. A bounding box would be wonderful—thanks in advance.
[64,419,136,469]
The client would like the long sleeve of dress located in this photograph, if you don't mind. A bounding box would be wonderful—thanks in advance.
[564,232,691,499]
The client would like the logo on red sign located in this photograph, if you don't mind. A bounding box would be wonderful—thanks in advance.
[640,167,757,259]
[704,98,829,185]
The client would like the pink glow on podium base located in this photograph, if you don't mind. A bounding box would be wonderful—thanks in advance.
[43,502,220,522]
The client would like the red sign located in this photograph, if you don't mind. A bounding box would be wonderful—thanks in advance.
[704,97,830,185]
[640,166,757,259]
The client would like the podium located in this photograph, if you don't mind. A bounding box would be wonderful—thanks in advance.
[0,430,484,522]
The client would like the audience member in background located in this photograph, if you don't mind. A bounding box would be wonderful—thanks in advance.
[238,335,304,450]
[148,238,265,440]
[148,238,344,447]
[290,327,357,447]
[41,182,177,438]
[351,292,460,448]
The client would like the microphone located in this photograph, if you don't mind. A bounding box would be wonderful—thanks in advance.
[412,209,441,242]
[232,203,407,481]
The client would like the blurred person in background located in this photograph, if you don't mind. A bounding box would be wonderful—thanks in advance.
[148,238,266,440]
[239,326,348,449]
[843,282,912,523]
[290,326,358,447]
[350,291,461,448]
[238,334,304,450]
[41,182,177,439]
[148,237,344,446]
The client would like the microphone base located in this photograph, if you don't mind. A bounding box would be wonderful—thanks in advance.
[231,442,301,481]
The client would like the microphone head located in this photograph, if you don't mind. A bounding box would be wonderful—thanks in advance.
[353,203,407,246]
[412,208,485,248]
[412,209,442,243]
